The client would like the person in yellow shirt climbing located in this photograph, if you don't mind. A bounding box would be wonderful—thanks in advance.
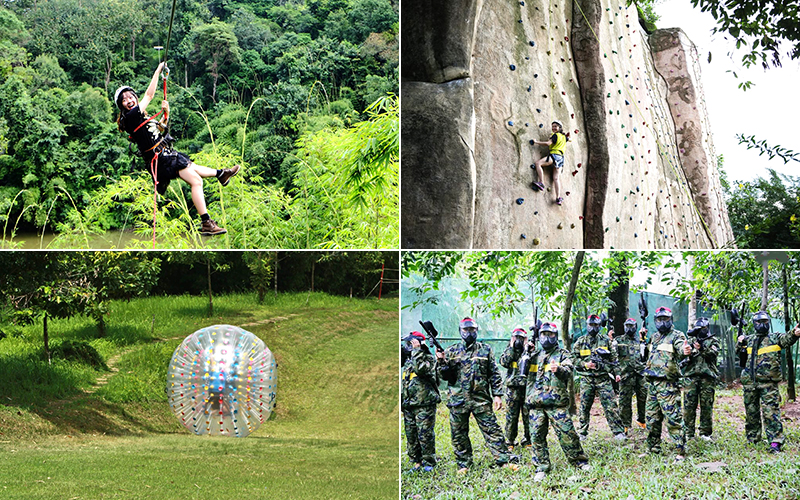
[531,121,569,206]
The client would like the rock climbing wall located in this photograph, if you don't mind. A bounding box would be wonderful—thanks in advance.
[401,0,734,249]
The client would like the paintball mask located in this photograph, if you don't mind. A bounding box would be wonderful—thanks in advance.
[654,307,673,333]
[587,314,602,336]
[539,323,559,351]
[623,317,638,337]
[459,318,478,346]
[511,328,527,350]
[753,311,770,335]
[401,331,426,364]
[694,317,710,336]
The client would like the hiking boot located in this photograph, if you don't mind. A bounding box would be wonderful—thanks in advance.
[556,197,564,205]
[534,471,547,482]
[200,219,227,235]
[769,442,782,453]
[218,164,241,186]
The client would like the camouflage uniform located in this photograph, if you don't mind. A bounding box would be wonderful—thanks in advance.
[401,346,440,467]
[615,334,647,428]
[438,340,511,468]
[499,343,531,446]
[572,333,625,436]
[526,347,588,472]
[643,328,688,453]
[680,334,720,438]
[738,330,800,445]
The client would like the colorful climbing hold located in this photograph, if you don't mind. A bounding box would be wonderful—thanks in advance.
[510,64,516,71]
[516,198,525,205]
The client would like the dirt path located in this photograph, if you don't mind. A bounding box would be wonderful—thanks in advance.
[83,351,125,395]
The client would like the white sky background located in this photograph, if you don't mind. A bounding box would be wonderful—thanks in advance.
[654,0,800,182]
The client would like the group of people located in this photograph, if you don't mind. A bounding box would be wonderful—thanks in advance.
[401,307,800,481]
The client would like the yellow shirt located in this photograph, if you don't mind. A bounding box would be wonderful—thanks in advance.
[549,132,567,156]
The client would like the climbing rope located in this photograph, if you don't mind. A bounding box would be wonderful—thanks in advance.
[570,0,718,248]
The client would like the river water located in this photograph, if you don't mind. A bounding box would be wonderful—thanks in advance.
[6,230,168,249]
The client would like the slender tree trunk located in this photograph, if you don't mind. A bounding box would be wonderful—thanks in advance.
[43,313,50,364]
[97,314,106,338]
[311,260,315,293]
[131,33,136,61]
[561,252,585,350]
[104,56,112,94]
[274,252,279,297]
[207,258,214,317]
[783,264,796,400]
[562,251,584,415]
[761,263,769,311]
[608,253,629,336]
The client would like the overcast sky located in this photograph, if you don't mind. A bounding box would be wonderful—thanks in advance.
[654,1,800,183]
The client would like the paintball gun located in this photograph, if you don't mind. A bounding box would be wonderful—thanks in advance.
[418,320,457,384]
[638,294,649,362]
[590,347,619,392]
[732,303,747,369]
[678,318,716,370]
[418,320,445,353]
[517,308,542,378]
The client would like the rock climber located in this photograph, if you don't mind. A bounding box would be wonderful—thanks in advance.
[114,62,240,236]
[531,121,569,206]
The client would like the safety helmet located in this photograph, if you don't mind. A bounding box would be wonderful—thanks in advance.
[459,318,478,331]
[511,328,527,338]
[114,86,137,111]
[654,306,673,319]
[539,322,558,335]
[410,331,425,341]
[587,314,602,325]
[694,317,710,329]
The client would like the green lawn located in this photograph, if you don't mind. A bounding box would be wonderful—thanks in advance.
[0,292,399,499]
[401,386,800,499]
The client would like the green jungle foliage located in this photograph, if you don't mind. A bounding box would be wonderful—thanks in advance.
[0,0,398,248]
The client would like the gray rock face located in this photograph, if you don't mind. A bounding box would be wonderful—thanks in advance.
[401,0,734,249]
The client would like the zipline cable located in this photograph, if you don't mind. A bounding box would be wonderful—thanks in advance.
[149,0,179,249]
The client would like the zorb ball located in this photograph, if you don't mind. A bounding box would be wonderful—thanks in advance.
[167,325,277,437]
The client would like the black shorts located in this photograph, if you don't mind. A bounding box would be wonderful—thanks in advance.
[145,149,191,194]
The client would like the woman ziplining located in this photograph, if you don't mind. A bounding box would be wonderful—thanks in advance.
[114,62,239,236]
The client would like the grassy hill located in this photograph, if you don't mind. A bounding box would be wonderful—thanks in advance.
[0,292,399,499]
